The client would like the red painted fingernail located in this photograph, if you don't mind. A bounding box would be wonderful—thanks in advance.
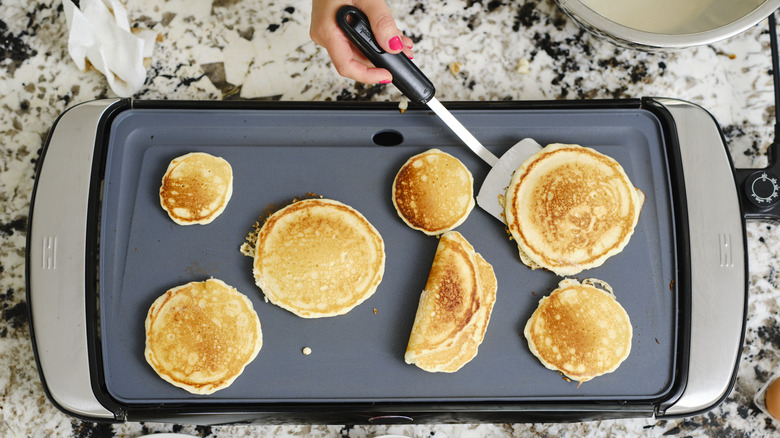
[379,79,392,84]
[389,36,403,51]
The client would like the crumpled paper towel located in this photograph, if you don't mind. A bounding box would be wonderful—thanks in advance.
[63,0,159,97]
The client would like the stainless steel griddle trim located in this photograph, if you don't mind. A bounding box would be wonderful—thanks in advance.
[26,99,120,421]
[656,98,747,417]
[27,98,715,423]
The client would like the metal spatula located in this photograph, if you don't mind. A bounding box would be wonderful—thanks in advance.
[336,5,542,223]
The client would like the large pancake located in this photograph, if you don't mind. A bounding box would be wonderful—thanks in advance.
[505,143,643,276]
[144,278,263,395]
[524,278,632,384]
[253,198,385,318]
[159,152,233,225]
[405,231,497,373]
[392,149,475,235]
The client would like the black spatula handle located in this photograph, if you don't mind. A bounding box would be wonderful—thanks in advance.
[336,5,435,104]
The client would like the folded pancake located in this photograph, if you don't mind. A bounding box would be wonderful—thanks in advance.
[405,231,497,372]
[159,152,233,225]
[524,278,632,384]
[392,149,475,235]
[505,143,643,276]
[253,198,385,318]
[144,278,263,395]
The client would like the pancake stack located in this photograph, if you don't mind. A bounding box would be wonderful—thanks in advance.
[524,278,632,384]
[252,198,385,318]
[159,152,233,225]
[144,278,263,395]
[405,231,497,373]
[392,149,475,235]
[505,143,643,276]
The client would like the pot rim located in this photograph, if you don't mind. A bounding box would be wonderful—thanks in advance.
[556,0,780,49]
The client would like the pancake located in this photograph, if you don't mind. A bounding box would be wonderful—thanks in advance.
[405,231,497,373]
[159,152,233,225]
[505,143,643,276]
[524,278,632,384]
[144,278,263,395]
[252,198,385,318]
[392,149,475,235]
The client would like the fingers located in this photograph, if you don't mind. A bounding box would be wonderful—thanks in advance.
[401,35,414,59]
[328,42,394,84]
[355,0,407,54]
[312,21,393,83]
[310,0,415,84]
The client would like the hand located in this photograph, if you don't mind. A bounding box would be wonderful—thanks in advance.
[310,0,414,84]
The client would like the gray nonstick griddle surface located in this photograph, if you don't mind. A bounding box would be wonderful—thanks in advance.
[99,106,676,405]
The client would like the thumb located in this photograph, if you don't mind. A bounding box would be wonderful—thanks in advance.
[357,0,405,53]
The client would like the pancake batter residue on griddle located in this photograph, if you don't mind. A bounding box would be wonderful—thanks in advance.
[239,192,322,258]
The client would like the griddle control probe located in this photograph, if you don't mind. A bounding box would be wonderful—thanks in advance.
[737,142,780,218]
[745,171,779,208]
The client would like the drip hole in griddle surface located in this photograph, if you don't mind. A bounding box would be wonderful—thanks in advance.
[372,129,404,146]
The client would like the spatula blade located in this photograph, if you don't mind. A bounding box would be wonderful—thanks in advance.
[476,138,542,223]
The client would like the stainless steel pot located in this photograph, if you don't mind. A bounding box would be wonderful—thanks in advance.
[556,0,780,49]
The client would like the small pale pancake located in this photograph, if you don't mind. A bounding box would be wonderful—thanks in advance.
[253,198,385,318]
[505,143,643,276]
[392,149,475,235]
[405,231,497,373]
[144,278,262,395]
[159,152,233,225]
[524,278,632,383]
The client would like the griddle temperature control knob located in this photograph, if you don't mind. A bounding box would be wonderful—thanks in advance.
[744,170,780,209]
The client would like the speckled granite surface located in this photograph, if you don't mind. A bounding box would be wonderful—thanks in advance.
[2,0,780,436]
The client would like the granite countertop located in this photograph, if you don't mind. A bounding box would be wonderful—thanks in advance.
[2,0,780,436]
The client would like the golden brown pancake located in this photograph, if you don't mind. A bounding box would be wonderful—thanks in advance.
[253,198,385,318]
[392,149,475,235]
[159,152,233,225]
[524,278,632,384]
[144,278,263,395]
[405,231,497,372]
[505,143,643,276]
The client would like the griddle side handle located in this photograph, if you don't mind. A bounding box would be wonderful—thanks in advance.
[26,99,121,421]
[652,98,747,418]
[336,6,435,104]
